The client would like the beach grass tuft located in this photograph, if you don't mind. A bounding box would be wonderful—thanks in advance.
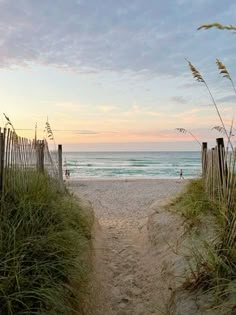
[0,171,93,314]
[172,179,213,225]
[173,179,236,312]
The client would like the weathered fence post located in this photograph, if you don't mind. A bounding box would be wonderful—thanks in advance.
[37,140,44,173]
[211,148,215,198]
[58,144,63,183]
[216,138,225,185]
[0,129,5,195]
[202,142,207,178]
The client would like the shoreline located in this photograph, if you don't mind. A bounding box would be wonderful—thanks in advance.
[67,176,197,182]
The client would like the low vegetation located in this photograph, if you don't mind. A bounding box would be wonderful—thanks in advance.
[0,171,93,314]
[172,179,213,226]
[172,179,236,313]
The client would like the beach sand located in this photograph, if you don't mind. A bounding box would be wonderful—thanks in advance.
[69,179,186,315]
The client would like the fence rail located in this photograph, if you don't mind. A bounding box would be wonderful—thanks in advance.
[0,127,63,197]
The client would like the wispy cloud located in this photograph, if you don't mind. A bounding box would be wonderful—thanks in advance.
[173,108,204,118]
[0,0,235,78]
[53,129,118,135]
[68,130,100,135]
[97,105,117,112]
[217,95,236,103]
[122,104,162,117]
[171,96,190,104]
[53,102,81,111]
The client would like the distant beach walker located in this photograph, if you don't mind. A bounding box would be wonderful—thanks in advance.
[65,169,70,179]
[179,169,184,179]
[62,151,201,179]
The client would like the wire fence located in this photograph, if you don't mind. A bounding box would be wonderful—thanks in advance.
[0,127,63,198]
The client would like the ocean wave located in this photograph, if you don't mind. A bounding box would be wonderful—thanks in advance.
[63,151,201,178]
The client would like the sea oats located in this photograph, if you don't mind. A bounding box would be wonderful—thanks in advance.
[186,60,205,83]
[176,128,201,145]
[186,60,232,150]
[198,22,236,31]
[216,59,231,80]
[212,125,225,134]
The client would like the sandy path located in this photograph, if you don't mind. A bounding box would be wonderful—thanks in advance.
[69,179,185,315]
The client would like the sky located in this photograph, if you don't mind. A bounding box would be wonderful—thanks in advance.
[1,0,236,151]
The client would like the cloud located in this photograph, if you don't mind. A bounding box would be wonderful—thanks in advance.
[145,111,163,117]
[173,108,203,118]
[97,105,117,112]
[61,129,118,135]
[53,102,81,111]
[217,94,236,103]
[122,104,162,117]
[0,0,235,78]
[171,96,189,104]
[53,129,100,135]
[72,130,100,134]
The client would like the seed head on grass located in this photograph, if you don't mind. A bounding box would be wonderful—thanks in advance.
[216,59,236,148]
[176,128,187,134]
[216,59,231,80]
[44,119,54,141]
[3,113,19,145]
[186,60,205,83]
[176,128,201,145]
[212,126,225,134]
[212,124,235,152]
[216,58,236,96]
[197,23,236,32]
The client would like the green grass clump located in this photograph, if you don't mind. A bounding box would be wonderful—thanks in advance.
[172,178,214,225]
[0,171,93,314]
[172,179,236,312]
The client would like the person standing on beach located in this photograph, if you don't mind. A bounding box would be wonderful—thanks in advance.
[65,169,70,179]
[179,169,184,179]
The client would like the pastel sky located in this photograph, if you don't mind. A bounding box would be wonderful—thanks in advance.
[1,0,236,151]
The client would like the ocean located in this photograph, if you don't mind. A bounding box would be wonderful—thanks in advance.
[62,151,201,179]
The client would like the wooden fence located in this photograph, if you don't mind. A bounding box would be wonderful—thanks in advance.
[202,137,236,208]
[202,138,236,252]
[0,128,63,197]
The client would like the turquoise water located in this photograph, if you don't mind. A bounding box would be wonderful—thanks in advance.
[63,151,201,179]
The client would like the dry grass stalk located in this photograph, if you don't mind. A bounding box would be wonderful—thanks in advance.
[216,59,236,151]
[186,60,233,151]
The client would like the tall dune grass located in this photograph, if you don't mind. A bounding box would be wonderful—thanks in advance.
[0,171,93,314]
[173,21,236,312]
[173,178,236,311]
